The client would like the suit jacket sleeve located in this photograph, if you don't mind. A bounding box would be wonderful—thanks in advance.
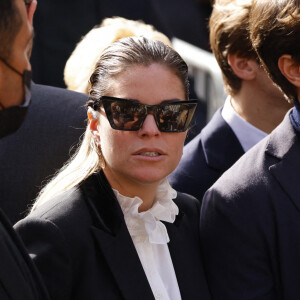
[15,217,73,300]
[200,186,278,300]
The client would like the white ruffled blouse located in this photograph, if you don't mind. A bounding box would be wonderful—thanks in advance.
[113,178,182,300]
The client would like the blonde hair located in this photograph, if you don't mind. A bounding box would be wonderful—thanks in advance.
[32,36,189,211]
[64,17,172,93]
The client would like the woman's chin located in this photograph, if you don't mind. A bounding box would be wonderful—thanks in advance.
[130,170,169,186]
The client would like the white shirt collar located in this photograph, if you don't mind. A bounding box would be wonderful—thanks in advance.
[113,178,178,244]
[222,96,267,152]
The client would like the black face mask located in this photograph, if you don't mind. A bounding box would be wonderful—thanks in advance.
[0,58,32,139]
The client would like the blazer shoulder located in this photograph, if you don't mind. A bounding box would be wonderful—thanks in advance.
[16,187,94,264]
[31,83,88,116]
[30,83,87,131]
[221,112,296,187]
[205,134,273,209]
[29,187,91,228]
[32,83,88,102]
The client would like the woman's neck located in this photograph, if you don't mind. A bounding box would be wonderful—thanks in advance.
[103,169,161,212]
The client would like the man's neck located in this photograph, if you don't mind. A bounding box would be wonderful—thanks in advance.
[231,81,292,134]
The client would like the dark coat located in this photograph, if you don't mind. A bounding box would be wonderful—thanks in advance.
[15,172,211,300]
[31,0,171,88]
[31,0,211,88]
[169,107,244,202]
[200,112,300,299]
[0,209,49,300]
[0,83,87,224]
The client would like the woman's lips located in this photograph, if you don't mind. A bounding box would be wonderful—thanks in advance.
[133,148,166,155]
[133,148,166,160]
[139,152,160,156]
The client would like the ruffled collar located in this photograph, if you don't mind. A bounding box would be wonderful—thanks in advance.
[113,178,178,245]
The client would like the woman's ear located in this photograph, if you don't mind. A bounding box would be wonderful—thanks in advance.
[87,109,100,139]
[278,54,300,88]
[228,53,257,80]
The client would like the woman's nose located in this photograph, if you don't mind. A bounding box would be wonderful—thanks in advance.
[138,114,160,137]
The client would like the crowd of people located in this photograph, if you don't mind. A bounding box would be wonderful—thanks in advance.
[0,0,299,299]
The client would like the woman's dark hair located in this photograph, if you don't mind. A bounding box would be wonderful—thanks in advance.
[88,36,189,102]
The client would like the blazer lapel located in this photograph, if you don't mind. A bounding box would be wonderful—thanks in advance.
[267,114,300,212]
[165,211,210,299]
[83,172,154,300]
[90,225,154,300]
[201,107,244,171]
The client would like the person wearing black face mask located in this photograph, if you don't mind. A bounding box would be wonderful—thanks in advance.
[0,0,33,139]
[0,57,32,138]
[0,0,87,225]
[0,0,50,299]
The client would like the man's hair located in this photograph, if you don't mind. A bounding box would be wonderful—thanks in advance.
[209,0,257,95]
[250,0,300,100]
[0,0,22,60]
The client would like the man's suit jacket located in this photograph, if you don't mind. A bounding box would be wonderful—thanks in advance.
[169,107,244,201]
[200,112,299,299]
[15,172,211,300]
[0,210,49,300]
[0,83,87,224]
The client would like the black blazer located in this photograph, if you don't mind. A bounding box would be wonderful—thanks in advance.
[0,210,49,300]
[0,83,87,224]
[169,107,244,202]
[200,112,300,299]
[15,172,211,300]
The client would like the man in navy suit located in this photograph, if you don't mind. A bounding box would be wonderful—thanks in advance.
[168,0,292,201]
[0,0,87,224]
[200,0,300,298]
[0,0,50,298]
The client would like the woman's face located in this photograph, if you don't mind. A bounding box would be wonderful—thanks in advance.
[96,63,187,190]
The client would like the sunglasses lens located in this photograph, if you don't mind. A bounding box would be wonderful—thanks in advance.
[156,103,196,132]
[105,100,146,130]
[102,98,197,132]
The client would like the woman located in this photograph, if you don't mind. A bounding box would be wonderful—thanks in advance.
[15,37,211,300]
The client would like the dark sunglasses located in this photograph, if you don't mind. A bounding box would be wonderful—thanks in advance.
[88,96,198,132]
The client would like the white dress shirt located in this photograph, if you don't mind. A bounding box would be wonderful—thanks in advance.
[113,179,182,300]
[222,96,267,152]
